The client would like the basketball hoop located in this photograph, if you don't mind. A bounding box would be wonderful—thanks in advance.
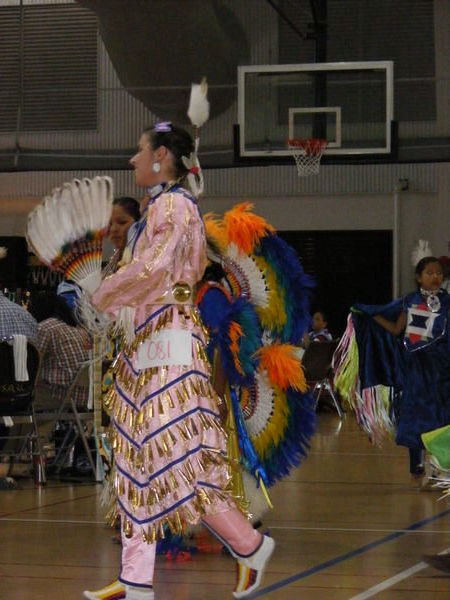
[287,138,327,177]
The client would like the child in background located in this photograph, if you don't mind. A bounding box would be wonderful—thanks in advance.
[371,257,450,479]
[335,256,450,482]
[305,310,333,346]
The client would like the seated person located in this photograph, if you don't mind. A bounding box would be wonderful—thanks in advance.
[303,310,340,413]
[0,267,38,488]
[29,292,92,410]
[306,310,333,345]
[0,286,37,343]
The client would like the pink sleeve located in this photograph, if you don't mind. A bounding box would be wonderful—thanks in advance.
[91,192,205,314]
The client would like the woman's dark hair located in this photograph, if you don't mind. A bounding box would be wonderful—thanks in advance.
[144,124,194,178]
[415,256,441,276]
[29,291,78,327]
[113,196,140,222]
[202,262,226,283]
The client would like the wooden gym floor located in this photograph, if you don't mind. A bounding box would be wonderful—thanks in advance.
[1,412,450,600]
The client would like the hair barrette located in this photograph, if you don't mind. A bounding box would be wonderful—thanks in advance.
[153,121,172,133]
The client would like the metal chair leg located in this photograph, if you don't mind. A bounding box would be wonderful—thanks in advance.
[313,382,323,409]
[324,381,344,419]
[70,397,96,478]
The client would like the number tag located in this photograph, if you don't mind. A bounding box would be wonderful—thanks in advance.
[135,329,192,369]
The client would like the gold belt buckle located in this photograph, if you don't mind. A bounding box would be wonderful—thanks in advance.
[172,282,192,303]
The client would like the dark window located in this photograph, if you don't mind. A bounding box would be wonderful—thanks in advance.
[278,230,393,335]
[0,3,97,132]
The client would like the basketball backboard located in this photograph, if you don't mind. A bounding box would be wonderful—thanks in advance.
[237,61,394,158]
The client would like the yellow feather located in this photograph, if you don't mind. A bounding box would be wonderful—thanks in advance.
[203,212,228,253]
[254,256,286,332]
[251,385,288,458]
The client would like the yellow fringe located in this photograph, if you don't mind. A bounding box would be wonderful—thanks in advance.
[334,334,359,410]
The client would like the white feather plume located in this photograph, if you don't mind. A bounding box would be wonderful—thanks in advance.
[411,239,433,267]
[187,77,209,129]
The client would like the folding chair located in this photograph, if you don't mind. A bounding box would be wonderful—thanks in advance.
[35,360,97,479]
[302,340,344,419]
[0,338,44,482]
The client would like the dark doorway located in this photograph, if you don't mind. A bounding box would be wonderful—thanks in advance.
[278,230,393,337]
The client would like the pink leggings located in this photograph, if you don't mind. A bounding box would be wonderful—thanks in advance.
[119,508,261,587]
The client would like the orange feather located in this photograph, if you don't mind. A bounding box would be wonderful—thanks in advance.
[228,321,245,375]
[256,343,307,392]
[223,203,274,254]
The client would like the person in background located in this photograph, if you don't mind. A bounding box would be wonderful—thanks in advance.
[108,197,141,252]
[104,196,141,275]
[303,310,333,348]
[336,257,450,483]
[309,310,333,342]
[29,292,92,410]
[102,196,141,545]
[101,195,141,407]
[57,280,82,312]
[371,257,450,480]
[0,288,38,344]
[0,263,38,489]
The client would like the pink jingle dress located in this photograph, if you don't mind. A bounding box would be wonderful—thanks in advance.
[92,185,236,549]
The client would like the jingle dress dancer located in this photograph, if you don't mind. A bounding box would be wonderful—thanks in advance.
[83,123,274,600]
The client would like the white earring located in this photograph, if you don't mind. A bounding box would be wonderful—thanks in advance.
[152,162,161,173]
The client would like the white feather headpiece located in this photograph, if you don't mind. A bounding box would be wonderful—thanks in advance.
[187,77,210,130]
[411,239,433,268]
[183,77,209,198]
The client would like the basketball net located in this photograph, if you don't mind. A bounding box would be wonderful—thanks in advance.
[287,138,327,177]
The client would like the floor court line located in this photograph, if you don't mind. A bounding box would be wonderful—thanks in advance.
[246,507,450,599]
[0,490,98,519]
[269,525,449,534]
[347,557,449,600]
[1,518,447,535]
[0,517,105,524]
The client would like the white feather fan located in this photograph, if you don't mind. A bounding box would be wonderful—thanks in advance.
[26,176,113,294]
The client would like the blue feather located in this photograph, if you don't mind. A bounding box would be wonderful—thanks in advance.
[198,290,261,386]
[258,234,315,343]
[260,388,316,486]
